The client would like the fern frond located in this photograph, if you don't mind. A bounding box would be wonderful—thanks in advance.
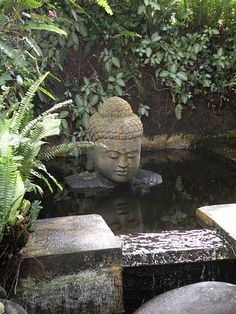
[39,143,76,160]
[96,0,113,15]
[30,169,53,192]
[21,99,73,137]
[20,0,43,9]
[39,141,96,160]
[11,72,49,133]
[0,146,17,241]
[20,23,67,36]
[38,86,55,100]
[30,200,42,226]
[37,164,63,191]
[24,36,42,56]
[31,12,54,23]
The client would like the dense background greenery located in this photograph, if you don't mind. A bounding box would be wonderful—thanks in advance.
[36,0,236,138]
[1,0,235,140]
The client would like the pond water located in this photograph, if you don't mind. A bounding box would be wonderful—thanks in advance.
[40,150,236,235]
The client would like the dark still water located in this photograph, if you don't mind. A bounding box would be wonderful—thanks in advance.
[40,150,236,235]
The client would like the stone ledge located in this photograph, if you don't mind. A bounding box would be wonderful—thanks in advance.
[120,229,236,267]
[20,215,121,278]
[196,203,236,252]
[14,215,123,314]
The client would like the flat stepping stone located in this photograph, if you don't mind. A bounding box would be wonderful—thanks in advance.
[196,204,236,251]
[134,281,236,314]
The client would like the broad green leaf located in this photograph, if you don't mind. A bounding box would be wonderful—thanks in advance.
[75,95,83,106]
[146,47,152,58]
[116,72,124,79]
[159,70,169,78]
[111,57,120,68]
[115,85,123,96]
[194,43,201,54]
[89,94,99,106]
[116,78,126,87]
[217,47,223,57]
[181,94,189,104]
[59,111,69,119]
[175,104,183,120]
[155,52,163,64]
[0,73,12,85]
[105,61,112,72]
[108,76,116,82]
[149,2,160,10]
[169,63,177,74]
[175,77,182,86]
[78,23,88,37]
[137,5,145,14]
[177,71,188,81]
[151,32,161,42]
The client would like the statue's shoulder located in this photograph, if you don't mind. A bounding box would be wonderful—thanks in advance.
[65,172,102,190]
[65,171,117,192]
[132,169,162,188]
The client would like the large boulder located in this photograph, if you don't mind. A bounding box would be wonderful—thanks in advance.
[134,281,236,314]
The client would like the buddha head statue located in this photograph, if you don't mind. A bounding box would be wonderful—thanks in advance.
[87,97,143,183]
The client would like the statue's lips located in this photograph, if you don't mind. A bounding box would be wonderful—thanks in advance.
[115,170,129,176]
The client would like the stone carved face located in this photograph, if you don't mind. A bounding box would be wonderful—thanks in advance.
[94,138,141,183]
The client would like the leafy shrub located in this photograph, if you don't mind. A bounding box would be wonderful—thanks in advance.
[35,0,236,134]
[0,72,73,241]
[0,0,67,104]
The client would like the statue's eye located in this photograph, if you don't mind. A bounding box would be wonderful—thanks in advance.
[127,154,136,159]
[108,152,119,159]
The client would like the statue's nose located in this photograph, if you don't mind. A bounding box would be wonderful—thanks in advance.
[118,155,129,168]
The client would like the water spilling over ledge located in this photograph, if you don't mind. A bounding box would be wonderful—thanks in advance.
[120,229,235,267]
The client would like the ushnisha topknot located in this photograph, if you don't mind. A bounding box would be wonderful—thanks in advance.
[87,97,143,141]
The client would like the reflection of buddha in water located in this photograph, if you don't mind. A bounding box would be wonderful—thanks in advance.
[65,97,162,192]
[80,193,143,234]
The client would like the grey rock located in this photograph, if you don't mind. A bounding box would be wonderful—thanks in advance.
[134,281,236,314]
[0,299,28,314]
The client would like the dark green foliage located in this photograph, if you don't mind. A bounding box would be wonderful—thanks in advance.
[0,0,67,105]
[36,0,235,129]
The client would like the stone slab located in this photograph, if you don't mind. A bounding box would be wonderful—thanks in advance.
[14,215,123,314]
[196,204,236,252]
[24,214,120,256]
[20,214,121,277]
[120,229,235,267]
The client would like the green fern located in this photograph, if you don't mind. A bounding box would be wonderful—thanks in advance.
[38,164,63,190]
[29,200,42,226]
[96,0,113,15]
[21,99,73,137]
[39,141,96,160]
[24,36,42,56]
[0,146,17,241]
[11,72,49,133]
[20,22,67,36]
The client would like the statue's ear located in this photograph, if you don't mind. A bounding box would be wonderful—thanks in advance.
[86,149,95,172]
